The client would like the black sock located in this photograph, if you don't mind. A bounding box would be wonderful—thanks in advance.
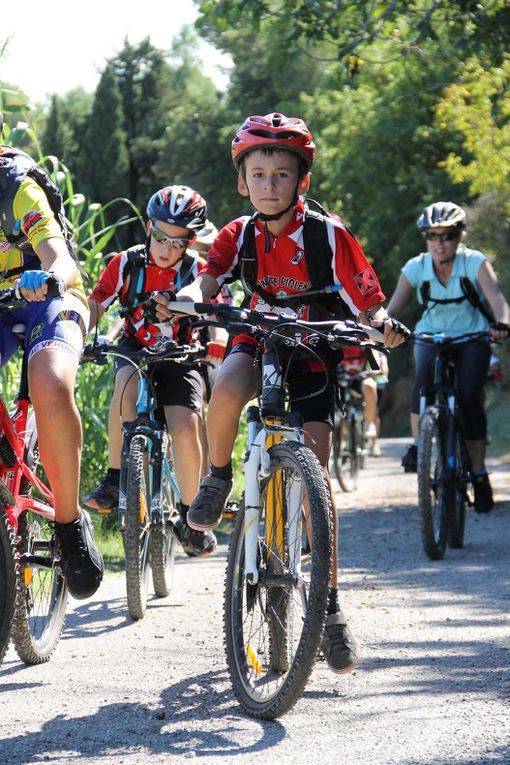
[327,587,340,615]
[209,461,232,481]
[107,467,120,480]
[178,502,189,523]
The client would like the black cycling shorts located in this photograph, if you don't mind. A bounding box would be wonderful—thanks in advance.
[114,337,203,413]
[230,342,336,428]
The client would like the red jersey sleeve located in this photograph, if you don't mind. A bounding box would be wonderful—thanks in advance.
[201,218,247,285]
[330,223,385,313]
[88,253,125,309]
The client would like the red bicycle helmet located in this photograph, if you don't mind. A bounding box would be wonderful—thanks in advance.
[231,113,316,171]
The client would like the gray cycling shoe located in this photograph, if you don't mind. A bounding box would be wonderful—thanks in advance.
[187,475,232,531]
[321,611,360,674]
[173,518,217,557]
[55,510,104,600]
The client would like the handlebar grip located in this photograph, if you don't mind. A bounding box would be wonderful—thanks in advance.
[14,275,66,300]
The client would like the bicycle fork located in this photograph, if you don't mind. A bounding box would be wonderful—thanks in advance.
[243,406,304,585]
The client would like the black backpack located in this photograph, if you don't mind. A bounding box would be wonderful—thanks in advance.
[237,198,355,320]
[0,146,86,280]
[419,254,493,322]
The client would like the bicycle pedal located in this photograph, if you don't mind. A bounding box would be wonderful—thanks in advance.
[222,502,239,520]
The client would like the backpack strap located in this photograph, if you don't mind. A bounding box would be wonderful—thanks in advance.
[121,245,147,310]
[459,275,493,321]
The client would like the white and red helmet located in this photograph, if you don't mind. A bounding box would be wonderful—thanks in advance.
[146,185,207,233]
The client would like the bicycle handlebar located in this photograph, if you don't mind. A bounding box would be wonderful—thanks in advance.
[166,300,386,349]
[0,276,65,311]
[413,330,493,348]
[82,339,207,367]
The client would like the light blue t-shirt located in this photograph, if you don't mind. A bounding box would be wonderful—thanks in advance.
[402,245,489,336]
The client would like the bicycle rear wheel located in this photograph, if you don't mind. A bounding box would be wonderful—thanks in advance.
[332,413,359,492]
[11,427,68,664]
[0,508,17,665]
[418,407,448,560]
[150,437,177,598]
[448,428,468,549]
[125,435,152,620]
[225,440,332,719]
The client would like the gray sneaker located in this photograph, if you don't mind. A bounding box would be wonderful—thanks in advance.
[54,510,104,600]
[321,611,360,673]
[187,475,232,531]
[173,518,217,557]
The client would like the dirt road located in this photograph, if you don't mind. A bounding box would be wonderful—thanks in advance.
[1,438,509,765]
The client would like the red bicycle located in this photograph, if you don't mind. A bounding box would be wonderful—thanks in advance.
[0,281,68,666]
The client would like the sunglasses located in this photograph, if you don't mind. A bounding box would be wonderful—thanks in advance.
[150,223,190,248]
[424,231,459,242]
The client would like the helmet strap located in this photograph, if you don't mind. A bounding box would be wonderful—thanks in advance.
[253,185,299,252]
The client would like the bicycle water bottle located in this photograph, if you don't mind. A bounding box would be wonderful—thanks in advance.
[261,348,283,416]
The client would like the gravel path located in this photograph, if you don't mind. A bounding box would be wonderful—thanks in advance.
[1,437,509,765]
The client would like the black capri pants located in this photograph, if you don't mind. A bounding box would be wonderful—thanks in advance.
[411,339,491,440]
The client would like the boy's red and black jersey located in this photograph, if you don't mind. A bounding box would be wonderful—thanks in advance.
[89,248,206,347]
[203,198,385,350]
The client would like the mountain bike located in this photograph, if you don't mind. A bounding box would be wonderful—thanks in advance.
[0,281,69,666]
[332,369,372,492]
[169,300,384,719]
[416,331,491,560]
[85,339,206,620]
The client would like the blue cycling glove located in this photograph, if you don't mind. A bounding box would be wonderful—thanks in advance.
[18,270,52,291]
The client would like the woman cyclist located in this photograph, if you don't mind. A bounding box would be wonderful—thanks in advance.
[387,201,510,513]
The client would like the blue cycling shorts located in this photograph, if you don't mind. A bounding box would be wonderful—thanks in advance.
[0,293,89,367]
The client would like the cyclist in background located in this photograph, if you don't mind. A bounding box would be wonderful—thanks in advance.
[84,186,226,558]
[339,347,389,457]
[0,113,103,599]
[386,201,510,512]
[155,112,409,673]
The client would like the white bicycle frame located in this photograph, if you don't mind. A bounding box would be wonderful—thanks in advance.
[243,416,305,585]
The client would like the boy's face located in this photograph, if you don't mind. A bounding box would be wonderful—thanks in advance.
[238,149,310,216]
[148,220,194,269]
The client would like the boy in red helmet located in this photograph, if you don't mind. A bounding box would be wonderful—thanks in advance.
[155,113,408,672]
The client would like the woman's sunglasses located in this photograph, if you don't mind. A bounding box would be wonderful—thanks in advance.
[424,231,459,242]
[150,223,190,248]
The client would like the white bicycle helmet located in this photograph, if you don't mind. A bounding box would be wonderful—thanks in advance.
[417,201,466,231]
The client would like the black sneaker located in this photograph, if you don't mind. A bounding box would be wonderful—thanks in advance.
[173,518,217,558]
[402,444,418,473]
[83,473,119,513]
[321,611,360,673]
[54,510,104,600]
[472,472,494,513]
[187,475,232,531]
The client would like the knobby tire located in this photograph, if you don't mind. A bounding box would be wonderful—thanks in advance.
[224,440,332,719]
[0,508,17,665]
[333,412,359,492]
[125,435,152,620]
[11,428,68,664]
[418,408,448,560]
[447,427,467,549]
[150,439,177,598]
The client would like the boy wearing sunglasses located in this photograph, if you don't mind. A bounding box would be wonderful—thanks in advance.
[84,186,225,557]
[387,201,510,511]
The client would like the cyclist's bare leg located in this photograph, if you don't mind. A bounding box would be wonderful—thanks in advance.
[361,376,378,430]
[205,351,258,468]
[164,405,203,505]
[28,349,82,524]
[304,421,338,587]
[411,412,419,440]
[107,366,138,469]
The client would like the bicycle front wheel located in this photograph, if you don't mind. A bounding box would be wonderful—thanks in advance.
[418,407,448,560]
[150,438,177,598]
[448,427,467,549]
[125,435,152,620]
[225,440,332,719]
[333,413,359,492]
[11,427,68,664]
[0,508,17,665]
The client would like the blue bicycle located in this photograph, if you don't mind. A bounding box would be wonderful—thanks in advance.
[87,340,205,619]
